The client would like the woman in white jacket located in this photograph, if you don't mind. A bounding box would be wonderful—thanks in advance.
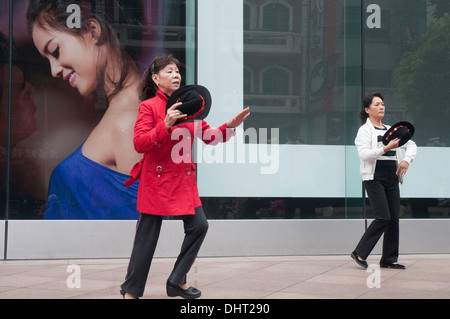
[351,92,417,269]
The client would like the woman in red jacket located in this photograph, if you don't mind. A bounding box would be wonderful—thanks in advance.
[120,54,249,299]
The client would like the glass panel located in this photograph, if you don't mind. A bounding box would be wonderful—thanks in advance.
[3,0,447,221]
[244,0,348,145]
[344,0,363,219]
[0,0,10,220]
[5,0,189,219]
[200,0,353,220]
[362,0,450,219]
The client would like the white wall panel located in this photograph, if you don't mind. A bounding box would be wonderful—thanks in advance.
[5,219,450,259]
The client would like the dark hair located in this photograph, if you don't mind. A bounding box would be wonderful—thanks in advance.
[0,33,21,105]
[139,54,180,101]
[26,0,140,100]
[359,92,384,124]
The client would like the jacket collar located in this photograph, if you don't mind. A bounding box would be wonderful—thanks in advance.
[156,89,169,102]
[365,118,390,130]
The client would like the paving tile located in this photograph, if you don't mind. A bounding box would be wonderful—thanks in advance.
[0,255,449,299]
[279,281,370,299]
[379,278,450,293]
[0,287,85,299]
[0,274,59,288]
[201,286,273,299]
[359,287,450,299]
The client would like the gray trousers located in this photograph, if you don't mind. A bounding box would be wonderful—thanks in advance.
[121,207,208,298]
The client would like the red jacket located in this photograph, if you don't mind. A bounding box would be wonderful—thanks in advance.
[125,89,235,216]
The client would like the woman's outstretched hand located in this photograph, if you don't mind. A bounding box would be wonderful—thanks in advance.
[227,107,250,128]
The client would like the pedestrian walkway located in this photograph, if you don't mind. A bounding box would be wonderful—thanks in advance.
[0,254,449,299]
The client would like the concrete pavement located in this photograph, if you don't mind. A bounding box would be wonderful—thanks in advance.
[0,254,449,299]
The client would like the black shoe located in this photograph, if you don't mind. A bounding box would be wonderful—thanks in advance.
[351,251,368,269]
[166,280,201,299]
[380,262,405,269]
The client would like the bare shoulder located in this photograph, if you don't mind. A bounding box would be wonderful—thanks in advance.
[105,94,140,130]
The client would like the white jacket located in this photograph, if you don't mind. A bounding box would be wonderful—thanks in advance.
[355,118,417,183]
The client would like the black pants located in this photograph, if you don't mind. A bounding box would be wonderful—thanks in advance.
[121,206,208,298]
[355,161,400,263]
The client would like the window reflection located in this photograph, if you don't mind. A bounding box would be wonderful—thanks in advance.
[244,0,341,146]
[213,0,450,220]
[1,0,449,220]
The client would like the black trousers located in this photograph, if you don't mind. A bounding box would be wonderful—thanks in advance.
[121,206,208,298]
[355,161,400,263]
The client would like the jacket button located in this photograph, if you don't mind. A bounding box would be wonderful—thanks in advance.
[187,171,191,175]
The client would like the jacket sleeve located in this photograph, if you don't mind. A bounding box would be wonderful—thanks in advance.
[197,121,236,145]
[133,101,171,153]
[354,125,384,161]
[400,139,417,164]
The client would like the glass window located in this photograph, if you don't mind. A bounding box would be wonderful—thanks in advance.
[362,0,450,218]
[200,0,450,220]
[2,0,449,221]
[0,0,10,220]
[262,3,290,32]
[201,0,355,219]
[262,67,290,95]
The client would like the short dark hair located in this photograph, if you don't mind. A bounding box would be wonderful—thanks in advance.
[359,92,384,124]
[26,0,142,100]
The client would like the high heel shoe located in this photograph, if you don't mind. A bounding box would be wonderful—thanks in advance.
[166,280,201,299]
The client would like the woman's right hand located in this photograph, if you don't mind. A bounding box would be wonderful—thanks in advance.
[383,137,400,153]
[165,102,186,130]
[227,107,250,128]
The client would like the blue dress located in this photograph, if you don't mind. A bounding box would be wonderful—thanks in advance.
[44,145,139,220]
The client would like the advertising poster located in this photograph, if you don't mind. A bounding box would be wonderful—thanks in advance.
[1,0,187,220]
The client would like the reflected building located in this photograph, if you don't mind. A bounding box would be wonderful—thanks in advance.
[243,0,345,145]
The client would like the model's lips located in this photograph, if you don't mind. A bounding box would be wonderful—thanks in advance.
[63,71,76,86]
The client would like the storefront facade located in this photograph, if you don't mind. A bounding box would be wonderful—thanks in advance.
[1,0,449,259]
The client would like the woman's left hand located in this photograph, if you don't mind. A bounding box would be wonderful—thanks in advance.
[396,160,409,177]
[227,107,250,128]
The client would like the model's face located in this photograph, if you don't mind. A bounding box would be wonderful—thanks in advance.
[152,63,181,96]
[32,24,101,96]
[365,96,385,120]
